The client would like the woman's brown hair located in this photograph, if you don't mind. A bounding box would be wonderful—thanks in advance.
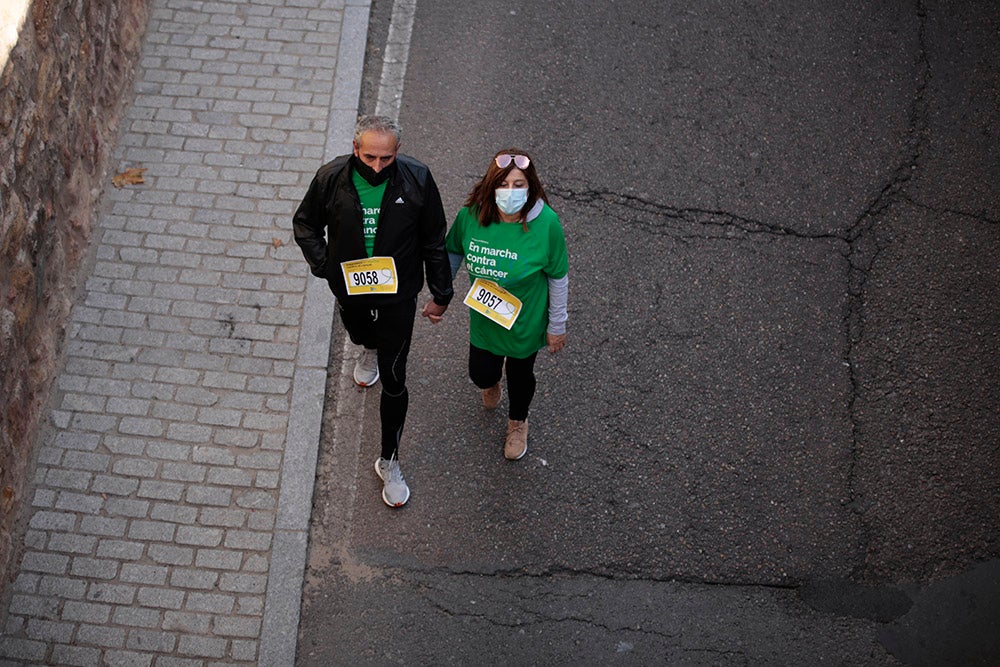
[464,148,549,230]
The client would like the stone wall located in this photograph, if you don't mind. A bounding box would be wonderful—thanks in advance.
[0,0,151,586]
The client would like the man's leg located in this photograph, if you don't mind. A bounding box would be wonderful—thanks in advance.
[337,303,380,386]
[371,298,416,507]
[373,298,416,460]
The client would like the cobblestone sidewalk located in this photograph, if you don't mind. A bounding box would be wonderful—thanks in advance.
[0,0,370,664]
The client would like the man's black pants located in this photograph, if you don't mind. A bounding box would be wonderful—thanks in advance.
[338,297,416,460]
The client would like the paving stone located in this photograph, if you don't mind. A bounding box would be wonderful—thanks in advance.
[21,552,70,575]
[147,544,195,566]
[62,601,113,624]
[101,497,149,517]
[111,606,161,629]
[119,564,169,587]
[29,511,78,533]
[70,558,120,580]
[55,492,104,515]
[206,467,253,487]
[162,612,210,634]
[193,549,243,571]
[184,592,235,615]
[125,630,177,653]
[174,526,223,547]
[92,477,142,498]
[137,587,186,611]
[76,623,127,648]
[185,486,233,507]
[47,533,99,555]
[8,595,60,620]
[170,568,220,590]
[38,576,87,600]
[149,503,198,525]
[0,638,47,662]
[96,540,145,561]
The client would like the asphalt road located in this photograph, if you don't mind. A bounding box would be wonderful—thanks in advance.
[298,1,1000,664]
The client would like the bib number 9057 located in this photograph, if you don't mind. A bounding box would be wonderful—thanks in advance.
[463,277,521,330]
[474,287,503,310]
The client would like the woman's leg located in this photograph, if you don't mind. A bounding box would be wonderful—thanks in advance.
[468,343,504,389]
[504,352,538,422]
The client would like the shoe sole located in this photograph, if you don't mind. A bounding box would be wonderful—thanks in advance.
[382,488,409,507]
[505,442,527,461]
[354,367,380,387]
[374,458,409,507]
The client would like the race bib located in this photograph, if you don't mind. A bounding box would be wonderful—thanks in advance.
[463,277,522,330]
[341,257,398,295]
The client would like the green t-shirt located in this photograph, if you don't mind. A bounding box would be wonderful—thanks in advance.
[445,204,568,358]
[352,169,388,257]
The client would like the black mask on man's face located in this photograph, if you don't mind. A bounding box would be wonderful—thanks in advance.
[352,155,394,186]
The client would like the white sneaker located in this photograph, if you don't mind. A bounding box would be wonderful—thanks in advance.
[375,455,410,507]
[353,347,379,386]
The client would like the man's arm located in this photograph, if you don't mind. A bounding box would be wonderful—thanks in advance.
[418,170,454,306]
[292,174,329,277]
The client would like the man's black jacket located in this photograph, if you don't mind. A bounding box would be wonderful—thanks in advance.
[292,154,454,307]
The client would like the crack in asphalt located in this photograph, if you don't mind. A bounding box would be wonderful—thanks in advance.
[420,594,680,640]
[377,562,803,594]
[902,195,1000,225]
[842,0,931,581]
[545,0,936,586]
[546,184,846,243]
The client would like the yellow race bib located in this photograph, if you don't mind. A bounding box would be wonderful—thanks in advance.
[463,277,522,330]
[341,257,398,295]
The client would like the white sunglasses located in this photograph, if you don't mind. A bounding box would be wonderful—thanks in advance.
[494,154,530,170]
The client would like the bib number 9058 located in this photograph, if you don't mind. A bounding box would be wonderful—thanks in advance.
[341,257,398,295]
[351,270,381,286]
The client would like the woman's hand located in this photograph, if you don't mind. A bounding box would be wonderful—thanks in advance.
[547,332,566,354]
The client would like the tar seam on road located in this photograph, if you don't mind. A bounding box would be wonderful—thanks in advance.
[376,0,417,121]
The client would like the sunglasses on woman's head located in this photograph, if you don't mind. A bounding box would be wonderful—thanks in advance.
[495,154,530,170]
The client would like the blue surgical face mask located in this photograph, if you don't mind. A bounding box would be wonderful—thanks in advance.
[495,187,529,215]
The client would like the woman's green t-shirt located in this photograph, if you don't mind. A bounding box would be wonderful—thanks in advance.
[446,204,568,358]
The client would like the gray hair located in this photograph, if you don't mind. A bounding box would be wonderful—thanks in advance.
[354,115,401,145]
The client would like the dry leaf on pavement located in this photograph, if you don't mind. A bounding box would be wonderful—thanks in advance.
[112,167,147,188]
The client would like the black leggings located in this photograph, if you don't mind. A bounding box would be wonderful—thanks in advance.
[338,298,415,460]
[468,344,538,422]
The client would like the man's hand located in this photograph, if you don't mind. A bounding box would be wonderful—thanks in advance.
[422,300,447,324]
[547,332,566,354]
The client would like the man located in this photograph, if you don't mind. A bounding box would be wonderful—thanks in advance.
[293,115,452,507]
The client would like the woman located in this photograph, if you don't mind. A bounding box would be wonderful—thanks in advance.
[444,150,569,460]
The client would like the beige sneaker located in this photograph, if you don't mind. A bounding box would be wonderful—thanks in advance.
[482,381,502,409]
[504,419,528,460]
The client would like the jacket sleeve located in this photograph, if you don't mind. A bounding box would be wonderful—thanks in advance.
[418,170,455,306]
[292,173,329,278]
